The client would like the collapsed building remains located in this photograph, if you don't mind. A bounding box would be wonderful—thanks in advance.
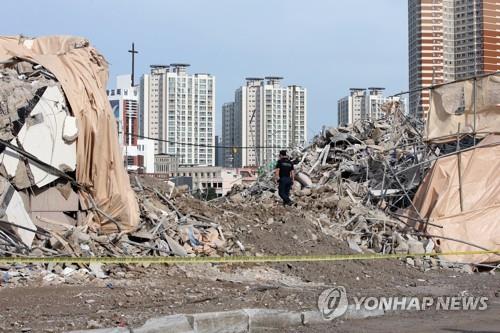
[0,35,140,252]
[0,35,498,270]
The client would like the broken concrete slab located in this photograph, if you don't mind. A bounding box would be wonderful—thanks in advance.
[369,189,400,197]
[89,263,107,279]
[62,116,78,142]
[1,86,76,189]
[0,177,36,247]
[165,234,188,257]
[29,185,79,212]
[30,212,76,232]
[295,172,312,188]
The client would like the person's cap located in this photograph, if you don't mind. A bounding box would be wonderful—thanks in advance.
[279,150,287,156]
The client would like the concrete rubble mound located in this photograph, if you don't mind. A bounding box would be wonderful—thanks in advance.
[228,89,500,265]
[226,100,436,259]
[131,176,227,257]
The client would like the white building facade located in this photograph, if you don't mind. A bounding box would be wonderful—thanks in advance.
[223,77,307,167]
[337,88,366,126]
[260,78,307,165]
[337,88,406,126]
[140,64,215,166]
[166,166,242,197]
[108,74,154,172]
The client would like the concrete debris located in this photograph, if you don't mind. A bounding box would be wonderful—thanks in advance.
[1,35,140,236]
[1,85,76,189]
[89,263,107,279]
[0,62,82,251]
[0,178,36,247]
[226,104,437,262]
[0,173,227,265]
[0,46,138,257]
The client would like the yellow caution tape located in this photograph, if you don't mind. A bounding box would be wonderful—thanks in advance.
[0,250,498,264]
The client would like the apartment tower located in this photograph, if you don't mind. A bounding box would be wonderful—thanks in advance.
[223,77,307,167]
[337,88,407,126]
[140,64,216,166]
[409,0,500,118]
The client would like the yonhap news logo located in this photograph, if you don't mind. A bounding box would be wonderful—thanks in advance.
[317,286,349,320]
[318,286,488,321]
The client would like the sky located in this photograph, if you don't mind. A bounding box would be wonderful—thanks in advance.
[1,0,408,139]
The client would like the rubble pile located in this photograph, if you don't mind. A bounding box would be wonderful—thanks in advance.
[0,61,81,253]
[0,175,227,259]
[131,177,227,257]
[227,101,436,258]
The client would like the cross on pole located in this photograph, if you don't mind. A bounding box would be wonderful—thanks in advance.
[128,42,138,87]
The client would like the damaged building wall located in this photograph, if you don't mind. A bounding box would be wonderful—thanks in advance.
[426,73,500,142]
[0,35,139,233]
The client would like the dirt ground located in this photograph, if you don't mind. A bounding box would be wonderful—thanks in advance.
[1,196,499,332]
[0,261,499,332]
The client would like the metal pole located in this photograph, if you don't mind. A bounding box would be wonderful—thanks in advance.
[473,77,477,145]
[456,123,464,212]
[382,159,424,222]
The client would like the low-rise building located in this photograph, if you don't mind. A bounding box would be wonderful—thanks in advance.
[167,166,242,197]
[154,154,180,174]
[236,167,258,186]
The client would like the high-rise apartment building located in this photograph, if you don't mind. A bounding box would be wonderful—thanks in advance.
[337,88,406,126]
[409,0,500,118]
[222,102,236,167]
[338,88,366,125]
[260,78,307,165]
[214,135,224,167]
[365,88,390,120]
[222,77,307,167]
[234,78,263,167]
[140,64,215,166]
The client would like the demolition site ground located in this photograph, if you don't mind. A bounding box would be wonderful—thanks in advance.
[1,199,499,332]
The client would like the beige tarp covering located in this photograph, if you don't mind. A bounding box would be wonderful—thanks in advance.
[413,135,500,263]
[426,73,500,142]
[0,35,139,233]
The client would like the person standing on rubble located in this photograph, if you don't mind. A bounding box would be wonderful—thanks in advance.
[275,150,295,206]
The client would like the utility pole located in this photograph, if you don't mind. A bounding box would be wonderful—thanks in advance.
[128,42,138,87]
